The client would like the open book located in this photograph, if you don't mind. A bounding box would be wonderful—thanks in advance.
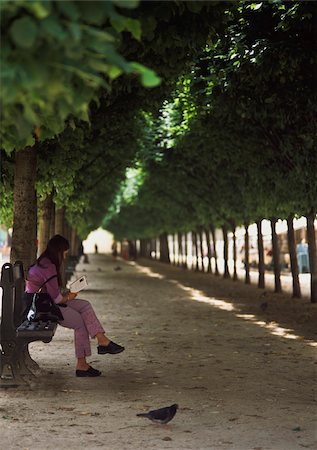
[69,275,88,293]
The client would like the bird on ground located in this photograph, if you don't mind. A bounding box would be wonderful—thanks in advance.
[136,404,178,424]
[114,266,122,271]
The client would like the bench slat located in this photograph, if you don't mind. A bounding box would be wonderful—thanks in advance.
[16,320,57,339]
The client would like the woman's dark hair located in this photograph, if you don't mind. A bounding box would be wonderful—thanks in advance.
[37,235,70,285]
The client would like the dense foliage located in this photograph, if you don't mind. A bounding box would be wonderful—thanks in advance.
[1,1,316,243]
[106,1,317,240]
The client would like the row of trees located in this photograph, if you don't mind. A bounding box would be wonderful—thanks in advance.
[105,2,317,302]
[1,1,316,301]
[125,219,312,299]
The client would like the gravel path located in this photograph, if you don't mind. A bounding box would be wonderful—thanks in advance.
[1,254,316,450]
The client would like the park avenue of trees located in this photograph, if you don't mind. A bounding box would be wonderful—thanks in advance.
[1,1,316,301]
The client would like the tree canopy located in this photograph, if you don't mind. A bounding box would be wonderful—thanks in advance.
[1,0,316,244]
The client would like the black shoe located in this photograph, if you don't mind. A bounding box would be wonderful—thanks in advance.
[76,366,101,377]
[98,341,125,355]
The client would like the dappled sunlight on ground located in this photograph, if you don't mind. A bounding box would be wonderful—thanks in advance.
[129,262,166,280]
[172,282,236,312]
[133,262,317,349]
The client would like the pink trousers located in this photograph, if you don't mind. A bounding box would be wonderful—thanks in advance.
[58,299,105,358]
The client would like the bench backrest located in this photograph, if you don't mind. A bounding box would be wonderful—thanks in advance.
[0,261,26,339]
[0,263,16,341]
[13,261,25,327]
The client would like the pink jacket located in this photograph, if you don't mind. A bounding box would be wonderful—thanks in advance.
[25,257,63,304]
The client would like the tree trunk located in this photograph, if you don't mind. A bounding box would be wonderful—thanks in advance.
[38,193,54,255]
[148,239,154,258]
[231,222,238,281]
[64,222,71,244]
[10,146,38,273]
[222,225,230,278]
[210,224,219,276]
[271,217,282,293]
[70,229,78,257]
[194,232,199,271]
[183,232,188,269]
[287,215,301,298]
[49,199,55,237]
[204,227,212,273]
[177,232,182,267]
[55,206,66,236]
[171,234,176,265]
[256,219,265,289]
[306,209,317,303]
[159,232,170,263]
[140,239,147,257]
[190,232,194,270]
[199,228,204,273]
[139,239,144,257]
[244,221,250,284]
[154,238,159,260]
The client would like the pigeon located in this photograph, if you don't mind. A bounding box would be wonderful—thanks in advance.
[136,404,178,424]
[114,266,122,271]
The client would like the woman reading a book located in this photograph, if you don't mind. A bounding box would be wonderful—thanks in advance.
[25,234,124,377]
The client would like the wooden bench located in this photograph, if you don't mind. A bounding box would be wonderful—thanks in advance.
[0,261,63,387]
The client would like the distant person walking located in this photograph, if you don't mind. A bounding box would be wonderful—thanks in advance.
[94,243,98,254]
[25,235,124,377]
[111,240,118,259]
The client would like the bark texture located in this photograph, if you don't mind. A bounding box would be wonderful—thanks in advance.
[271,217,282,293]
[55,207,65,236]
[159,233,170,263]
[256,219,265,289]
[222,225,230,279]
[287,215,301,298]
[210,224,219,276]
[11,146,38,273]
[38,193,54,255]
[244,221,250,284]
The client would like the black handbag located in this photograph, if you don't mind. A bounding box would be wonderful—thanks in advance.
[23,275,64,323]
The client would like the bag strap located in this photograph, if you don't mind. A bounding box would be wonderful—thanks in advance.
[37,274,58,293]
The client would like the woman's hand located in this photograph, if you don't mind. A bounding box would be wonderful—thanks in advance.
[62,292,78,303]
[68,292,78,301]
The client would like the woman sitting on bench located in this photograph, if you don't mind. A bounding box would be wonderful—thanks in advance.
[25,234,124,377]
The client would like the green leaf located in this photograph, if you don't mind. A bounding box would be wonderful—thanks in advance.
[110,13,141,39]
[87,58,110,73]
[130,62,161,87]
[25,1,52,19]
[108,65,122,80]
[56,1,80,20]
[83,25,115,43]
[41,16,67,41]
[10,17,38,49]
[67,22,82,42]
[125,18,142,40]
[23,103,39,124]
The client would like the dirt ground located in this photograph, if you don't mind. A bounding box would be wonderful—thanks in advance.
[0,254,316,450]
